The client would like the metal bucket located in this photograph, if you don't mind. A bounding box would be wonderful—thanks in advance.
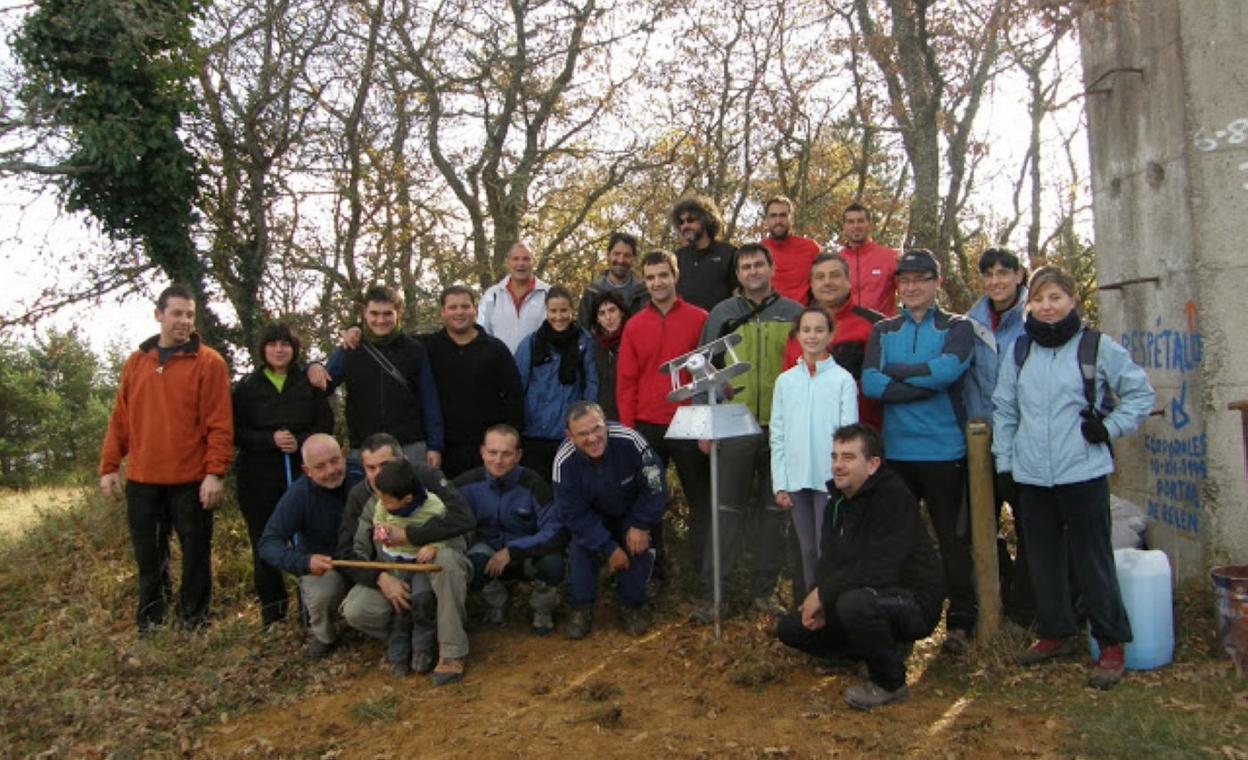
[1211,564,1248,674]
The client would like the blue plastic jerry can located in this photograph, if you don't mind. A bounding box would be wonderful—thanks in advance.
[1089,548,1174,670]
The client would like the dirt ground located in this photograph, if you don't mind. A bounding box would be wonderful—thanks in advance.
[205,603,1070,760]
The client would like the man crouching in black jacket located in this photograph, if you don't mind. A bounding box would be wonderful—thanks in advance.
[775,423,946,710]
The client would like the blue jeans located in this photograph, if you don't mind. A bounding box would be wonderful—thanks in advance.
[567,522,653,609]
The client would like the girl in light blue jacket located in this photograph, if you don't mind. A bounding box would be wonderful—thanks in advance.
[771,306,858,593]
[992,266,1154,691]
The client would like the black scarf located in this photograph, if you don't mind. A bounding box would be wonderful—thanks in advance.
[532,321,582,386]
[1024,310,1082,349]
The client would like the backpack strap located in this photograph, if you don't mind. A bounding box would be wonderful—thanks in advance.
[1013,334,1032,370]
[1077,327,1101,413]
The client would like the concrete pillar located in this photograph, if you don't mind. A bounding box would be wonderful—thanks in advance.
[1080,0,1248,579]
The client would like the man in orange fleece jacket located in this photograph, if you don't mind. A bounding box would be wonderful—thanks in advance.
[99,284,233,632]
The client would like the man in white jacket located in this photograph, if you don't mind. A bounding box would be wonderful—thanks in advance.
[479,242,550,354]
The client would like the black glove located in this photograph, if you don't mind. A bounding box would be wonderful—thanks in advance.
[1080,409,1111,445]
[994,471,1017,506]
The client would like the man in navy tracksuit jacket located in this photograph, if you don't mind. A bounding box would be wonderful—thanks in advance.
[259,434,363,657]
[861,249,977,653]
[554,402,666,639]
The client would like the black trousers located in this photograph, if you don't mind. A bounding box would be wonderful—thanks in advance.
[890,459,977,634]
[777,587,935,691]
[125,481,214,629]
[236,470,291,625]
[635,421,712,581]
[1017,476,1132,644]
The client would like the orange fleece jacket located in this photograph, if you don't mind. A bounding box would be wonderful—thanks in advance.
[99,334,234,484]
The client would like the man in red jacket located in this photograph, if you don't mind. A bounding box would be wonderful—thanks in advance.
[617,249,711,584]
[99,284,233,632]
[783,253,884,430]
[837,203,898,317]
[762,195,821,305]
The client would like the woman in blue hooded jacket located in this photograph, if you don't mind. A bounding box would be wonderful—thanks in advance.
[992,265,1154,690]
[515,286,598,479]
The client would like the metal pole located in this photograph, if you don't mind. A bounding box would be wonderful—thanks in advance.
[709,384,722,641]
[966,420,1001,641]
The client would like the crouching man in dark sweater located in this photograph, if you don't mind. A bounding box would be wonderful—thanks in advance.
[776,424,946,710]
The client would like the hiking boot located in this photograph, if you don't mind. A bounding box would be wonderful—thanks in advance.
[843,680,910,710]
[1016,637,1077,667]
[941,628,971,655]
[752,593,787,616]
[621,606,651,637]
[411,649,436,675]
[431,657,465,686]
[688,602,716,626]
[306,636,334,659]
[480,605,507,626]
[531,608,555,636]
[563,607,593,640]
[479,579,509,626]
[1088,644,1125,690]
[387,659,411,678]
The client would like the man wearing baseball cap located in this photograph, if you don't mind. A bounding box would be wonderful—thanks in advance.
[861,248,978,655]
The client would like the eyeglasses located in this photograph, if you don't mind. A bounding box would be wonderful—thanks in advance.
[897,275,936,287]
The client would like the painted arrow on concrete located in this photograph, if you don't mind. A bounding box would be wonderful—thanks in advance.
[1171,380,1191,431]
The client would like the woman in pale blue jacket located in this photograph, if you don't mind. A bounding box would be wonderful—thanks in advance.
[515,286,598,479]
[771,306,858,594]
[992,266,1153,691]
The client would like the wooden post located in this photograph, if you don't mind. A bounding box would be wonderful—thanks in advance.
[966,420,1001,641]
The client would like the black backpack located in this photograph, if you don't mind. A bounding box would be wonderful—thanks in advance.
[1013,327,1116,419]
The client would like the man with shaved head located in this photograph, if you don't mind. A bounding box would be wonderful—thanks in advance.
[260,434,363,657]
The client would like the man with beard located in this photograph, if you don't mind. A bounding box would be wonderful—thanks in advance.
[761,195,821,305]
[671,195,738,312]
[577,232,648,329]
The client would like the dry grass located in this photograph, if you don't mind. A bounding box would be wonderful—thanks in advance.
[0,485,88,539]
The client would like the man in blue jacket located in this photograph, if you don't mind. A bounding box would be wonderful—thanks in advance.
[862,249,976,654]
[455,425,566,635]
[554,402,666,639]
[259,434,362,658]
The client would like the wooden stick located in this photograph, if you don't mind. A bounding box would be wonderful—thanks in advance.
[330,559,441,573]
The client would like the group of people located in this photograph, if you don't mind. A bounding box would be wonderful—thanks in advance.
[98,193,1155,709]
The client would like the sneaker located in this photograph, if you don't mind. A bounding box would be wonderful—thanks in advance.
[411,649,436,675]
[431,657,465,686]
[1088,644,1125,690]
[531,609,555,636]
[480,605,507,626]
[563,607,593,640]
[752,593,786,616]
[387,659,411,678]
[688,602,716,626]
[1016,637,1077,667]
[843,680,910,710]
[621,606,651,637]
[941,628,971,655]
[306,637,334,659]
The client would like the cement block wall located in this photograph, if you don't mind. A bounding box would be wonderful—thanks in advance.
[1080,0,1248,579]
